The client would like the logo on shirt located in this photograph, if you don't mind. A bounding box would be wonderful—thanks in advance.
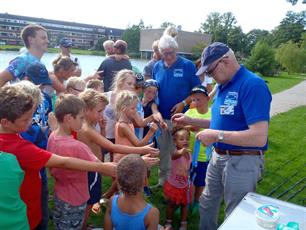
[173,69,183,78]
[220,91,238,115]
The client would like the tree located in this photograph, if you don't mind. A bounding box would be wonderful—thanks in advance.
[199,12,246,55]
[245,41,277,76]
[271,11,306,48]
[276,40,306,73]
[191,41,209,58]
[245,29,271,55]
[160,22,176,29]
[94,37,107,51]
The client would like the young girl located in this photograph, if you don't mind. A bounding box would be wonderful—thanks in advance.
[163,127,192,230]
[103,69,155,162]
[114,90,158,162]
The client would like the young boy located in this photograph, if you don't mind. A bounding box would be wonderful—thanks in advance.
[0,85,115,229]
[184,85,211,213]
[77,89,160,229]
[104,154,160,230]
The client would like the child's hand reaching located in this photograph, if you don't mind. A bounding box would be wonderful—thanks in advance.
[142,154,160,167]
[177,148,191,160]
[148,122,158,133]
[91,202,101,214]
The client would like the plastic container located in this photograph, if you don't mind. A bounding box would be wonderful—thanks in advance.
[255,205,280,228]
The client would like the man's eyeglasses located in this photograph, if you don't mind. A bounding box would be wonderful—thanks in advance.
[205,56,227,75]
[161,50,176,57]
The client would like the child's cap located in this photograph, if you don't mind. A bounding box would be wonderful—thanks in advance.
[143,79,158,89]
[25,62,52,86]
[190,85,209,97]
[135,73,145,87]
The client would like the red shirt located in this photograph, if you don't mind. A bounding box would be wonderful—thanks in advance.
[0,133,52,229]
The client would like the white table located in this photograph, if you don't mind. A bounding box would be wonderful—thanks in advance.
[218,192,306,230]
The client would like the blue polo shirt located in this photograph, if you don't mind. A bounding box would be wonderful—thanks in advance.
[211,65,272,150]
[6,51,40,81]
[153,56,201,119]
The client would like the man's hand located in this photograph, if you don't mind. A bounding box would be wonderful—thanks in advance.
[196,129,218,146]
[171,113,192,126]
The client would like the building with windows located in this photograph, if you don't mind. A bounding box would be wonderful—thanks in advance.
[140,29,211,59]
[0,13,124,49]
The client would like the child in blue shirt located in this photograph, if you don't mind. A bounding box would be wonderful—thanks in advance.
[104,154,161,230]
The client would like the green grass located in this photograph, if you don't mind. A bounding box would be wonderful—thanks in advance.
[47,106,306,229]
[262,72,305,94]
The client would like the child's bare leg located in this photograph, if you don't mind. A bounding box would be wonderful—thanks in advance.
[194,186,204,202]
[179,204,188,230]
[81,204,93,230]
[165,200,176,228]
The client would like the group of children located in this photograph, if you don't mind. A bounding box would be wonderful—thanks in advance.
[0,59,212,230]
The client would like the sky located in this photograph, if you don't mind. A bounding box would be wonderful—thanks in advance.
[2,0,305,33]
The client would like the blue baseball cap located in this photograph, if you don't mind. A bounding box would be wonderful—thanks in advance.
[25,62,52,86]
[196,42,229,76]
[59,37,73,48]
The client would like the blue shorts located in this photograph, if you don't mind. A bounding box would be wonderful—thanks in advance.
[87,172,101,205]
[190,161,209,187]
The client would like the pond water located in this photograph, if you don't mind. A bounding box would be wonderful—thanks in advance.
[0,51,148,78]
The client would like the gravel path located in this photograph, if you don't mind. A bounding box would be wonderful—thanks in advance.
[270,80,306,117]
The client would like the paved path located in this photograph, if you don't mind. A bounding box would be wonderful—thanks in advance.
[270,80,306,117]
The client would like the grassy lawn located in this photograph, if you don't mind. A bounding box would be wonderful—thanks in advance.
[47,106,306,229]
[262,72,305,94]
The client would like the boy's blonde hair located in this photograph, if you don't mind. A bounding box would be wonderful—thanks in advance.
[66,76,86,91]
[115,90,138,117]
[13,80,43,105]
[111,69,135,92]
[55,94,85,123]
[86,79,104,91]
[117,154,146,195]
[0,85,33,122]
[79,89,109,110]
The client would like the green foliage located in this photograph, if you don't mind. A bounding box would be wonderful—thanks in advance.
[245,41,277,76]
[160,21,176,29]
[191,41,209,58]
[200,12,246,55]
[271,11,306,48]
[121,20,153,54]
[245,29,271,55]
[276,40,306,73]
[95,38,108,51]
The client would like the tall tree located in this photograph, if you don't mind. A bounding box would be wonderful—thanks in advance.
[245,29,271,55]
[245,41,277,76]
[200,12,246,55]
[271,10,306,48]
[160,22,176,29]
[276,40,306,73]
[121,20,151,54]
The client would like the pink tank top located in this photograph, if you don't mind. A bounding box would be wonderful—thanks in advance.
[114,121,135,162]
[167,150,191,188]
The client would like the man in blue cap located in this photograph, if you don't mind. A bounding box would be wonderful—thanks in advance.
[172,42,272,230]
[59,37,82,77]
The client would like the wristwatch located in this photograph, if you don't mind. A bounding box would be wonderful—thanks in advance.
[217,130,224,142]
